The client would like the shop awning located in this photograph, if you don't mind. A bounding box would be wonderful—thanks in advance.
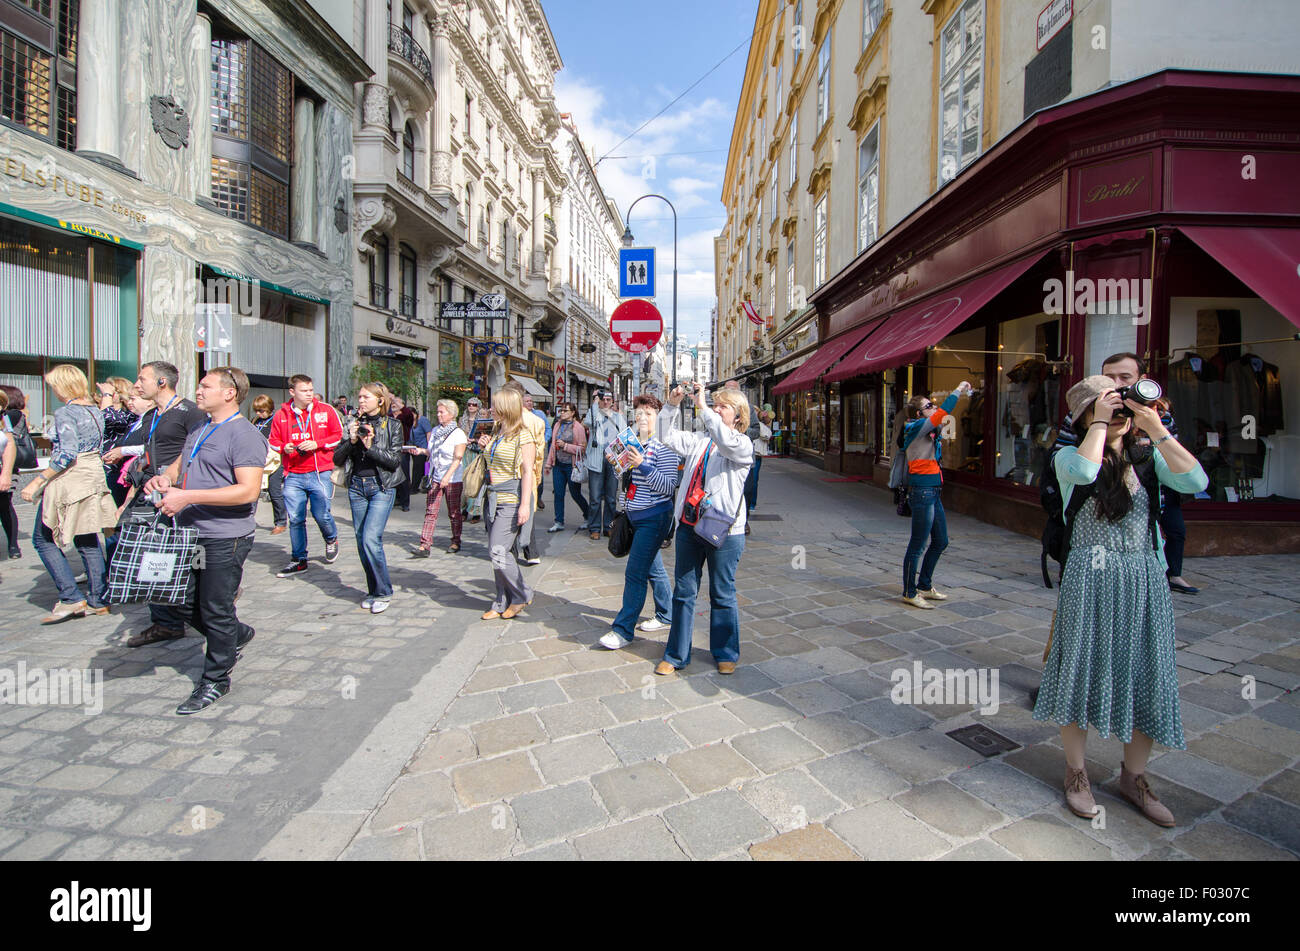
[825,253,1045,383]
[204,263,330,305]
[569,365,608,384]
[771,320,883,395]
[1180,226,1300,329]
[510,373,551,399]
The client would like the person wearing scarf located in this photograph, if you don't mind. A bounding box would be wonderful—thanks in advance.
[409,399,469,554]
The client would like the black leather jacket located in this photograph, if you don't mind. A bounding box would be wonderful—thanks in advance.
[332,413,406,490]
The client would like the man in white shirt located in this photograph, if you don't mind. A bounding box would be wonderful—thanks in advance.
[583,389,626,539]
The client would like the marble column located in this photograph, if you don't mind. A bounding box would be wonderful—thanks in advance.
[292,97,317,245]
[76,0,127,171]
[190,12,213,202]
[531,171,545,275]
[363,0,390,131]
[141,246,198,391]
[429,14,453,194]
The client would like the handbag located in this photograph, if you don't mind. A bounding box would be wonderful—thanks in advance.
[461,449,488,498]
[570,464,586,485]
[3,415,37,471]
[681,444,740,548]
[106,510,199,605]
[894,486,911,517]
[607,510,633,557]
[330,460,350,488]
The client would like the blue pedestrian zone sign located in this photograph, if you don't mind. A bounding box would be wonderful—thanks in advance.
[618,247,656,299]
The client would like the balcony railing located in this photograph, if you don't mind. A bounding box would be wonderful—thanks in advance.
[389,26,433,86]
[369,282,389,310]
[399,295,417,319]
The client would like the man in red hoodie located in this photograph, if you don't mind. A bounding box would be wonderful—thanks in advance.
[267,374,343,576]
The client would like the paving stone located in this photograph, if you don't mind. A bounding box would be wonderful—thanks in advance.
[40,796,128,831]
[668,705,748,746]
[821,670,891,703]
[510,781,608,848]
[1220,792,1300,855]
[1175,651,1232,675]
[991,814,1114,861]
[407,729,477,773]
[792,711,878,754]
[372,773,458,830]
[599,689,674,724]
[773,680,856,717]
[1,830,74,860]
[439,692,504,728]
[1255,700,1300,733]
[1004,743,1114,791]
[591,762,688,820]
[451,752,543,808]
[1261,769,1300,807]
[842,697,934,737]
[54,834,119,861]
[752,656,827,686]
[499,679,569,714]
[865,731,985,784]
[665,744,758,794]
[895,780,1006,838]
[948,760,1060,819]
[463,666,520,694]
[114,801,187,837]
[1185,732,1289,778]
[341,829,421,861]
[34,765,119,791]
[531,734,621,785]
[828,800,950,860]
[706,666,780,698]
[841,640,907,665]
[556,670,625,701]
[1230,663,1300,691]
[722,693,800,729]
[1173,819,1298,861]
[603,719,688,765]
[420,804,518,861]
[749,823,860,861]
[469,713,548,757]
[739,769,845,831]
[731,726,824,774]
[756,633,817,655]
[536,699,617,739]
[572,815,688,861]
[1217,717,1300,758]
[806,751,909,807]
[663,790,774,860]
[939,839,1019,861]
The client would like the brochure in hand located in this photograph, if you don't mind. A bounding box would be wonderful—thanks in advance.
[604,426,646,475]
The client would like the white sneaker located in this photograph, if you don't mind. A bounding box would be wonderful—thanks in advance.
[546,523,565,533]
[361,597,374,610]
[371,599,390,614]
[638,618,667,633]
[901,594,935,610]
[598,630,633,650]
[918,587,949,601]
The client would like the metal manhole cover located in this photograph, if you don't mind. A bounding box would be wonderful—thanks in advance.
[748,514,782,521]
[947,724,1020,757]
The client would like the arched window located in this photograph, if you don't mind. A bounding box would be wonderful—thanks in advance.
[402,122,416,180]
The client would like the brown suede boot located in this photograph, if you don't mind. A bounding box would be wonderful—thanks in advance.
[1064,765,1098,818]
[1119,765,1175,827]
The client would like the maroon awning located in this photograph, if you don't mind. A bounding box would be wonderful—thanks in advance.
[771,319,884,395]
[825,254,1045,383]
[1180,226,1300,329]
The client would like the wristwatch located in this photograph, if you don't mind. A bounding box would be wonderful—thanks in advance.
[1153,434,1173,447]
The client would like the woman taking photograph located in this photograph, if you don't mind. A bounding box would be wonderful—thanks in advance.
[409,398,468,555]
[332,383,405,613]
[654,383,753,675]
[20,365,116,623]
[1034,376,1208,827]
[892,380,973,609]
[598,395,679,650]
[251,394,287,534]
[543,401,590,533]
[476,389,534,620]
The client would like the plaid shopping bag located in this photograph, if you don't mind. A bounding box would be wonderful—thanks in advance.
[106,516,200,605]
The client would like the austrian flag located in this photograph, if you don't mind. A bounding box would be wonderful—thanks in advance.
[742,299,763,325]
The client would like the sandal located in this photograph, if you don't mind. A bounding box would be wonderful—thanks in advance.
[447,541,461,553]
[481,609,502,620]
[501,601,531,619]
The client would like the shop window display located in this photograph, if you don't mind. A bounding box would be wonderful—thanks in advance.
[796,385,825,452]
[827,383,842,451]
[996,313,1063,485]
[1166,300,1298,503]
[880,369,899,457]
[845,389,875,453]
[927,327,985,474]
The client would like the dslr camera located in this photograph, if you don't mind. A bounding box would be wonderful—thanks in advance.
[1114,378,1162,417]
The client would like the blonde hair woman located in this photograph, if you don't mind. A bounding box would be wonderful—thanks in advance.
[475,388,535,619]
[20,364,116,623]
[409,397,469,554]
[654,383,754,675]
[331,382,406,612]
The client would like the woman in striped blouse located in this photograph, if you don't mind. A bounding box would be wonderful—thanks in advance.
[599,395,680,650]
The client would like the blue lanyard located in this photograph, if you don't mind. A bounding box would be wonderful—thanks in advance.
[291,404,311,438]
[147,395,179,442]
[181,414,235,488]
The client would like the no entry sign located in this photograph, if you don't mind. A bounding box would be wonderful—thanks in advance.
[609,298,663,353]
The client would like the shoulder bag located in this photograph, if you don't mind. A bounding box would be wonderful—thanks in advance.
[3,414,37,470]
[680,443,741,548]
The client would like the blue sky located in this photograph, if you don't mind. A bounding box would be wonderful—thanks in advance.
[544,0,756,348]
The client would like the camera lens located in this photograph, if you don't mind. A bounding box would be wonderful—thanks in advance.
[1133,379,1162,402]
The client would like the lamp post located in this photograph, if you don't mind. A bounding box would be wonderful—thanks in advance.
[621,193,677,389]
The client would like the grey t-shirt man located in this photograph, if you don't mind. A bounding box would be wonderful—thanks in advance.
[175,415,269,538]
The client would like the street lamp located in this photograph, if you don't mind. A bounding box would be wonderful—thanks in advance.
[621,194,678,388]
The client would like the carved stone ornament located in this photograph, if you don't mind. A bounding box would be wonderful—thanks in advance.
[149,95,190,149]
[363,83,389,127]
[430,150,453,188]
[353,197,396,254]
[334,197,348,234]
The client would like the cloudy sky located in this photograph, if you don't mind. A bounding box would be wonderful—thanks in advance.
[545,0,755,349]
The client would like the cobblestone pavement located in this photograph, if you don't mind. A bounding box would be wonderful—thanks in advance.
[340,459,1300,861]
[1,460,1297,860]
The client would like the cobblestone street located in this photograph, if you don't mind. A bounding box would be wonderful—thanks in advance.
[1,459,1297,860]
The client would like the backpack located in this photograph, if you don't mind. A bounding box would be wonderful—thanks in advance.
[1039,446,1161,587]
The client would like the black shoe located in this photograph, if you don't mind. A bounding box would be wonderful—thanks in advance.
[6,546,18,559]
[522,546,541,566]
[409,544,431,557]
[324,539,340,563]
[1169,581,1200,594]
[276,560,308,578]
[235,627,255,659]
[400,505,410,512]
[176,680,230,715]
[745,523,751,535]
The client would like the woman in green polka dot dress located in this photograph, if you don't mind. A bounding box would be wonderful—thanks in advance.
[1034,376,1208,827]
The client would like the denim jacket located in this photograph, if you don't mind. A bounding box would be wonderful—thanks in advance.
[49,403,105,472]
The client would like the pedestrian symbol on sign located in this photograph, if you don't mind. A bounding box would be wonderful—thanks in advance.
[627,261,647,286]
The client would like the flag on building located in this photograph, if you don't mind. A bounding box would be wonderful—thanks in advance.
[742,299,763,325]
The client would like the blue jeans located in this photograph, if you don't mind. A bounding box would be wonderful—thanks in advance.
[744,454,762,511]
[903,485,948,598]
[551,461,590,526]
[585,460,619,533]
[31,502,107,608]
[348,476,395,598]
[283,470,338,561]
[611,508,674,638]
[662,525,744,668]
